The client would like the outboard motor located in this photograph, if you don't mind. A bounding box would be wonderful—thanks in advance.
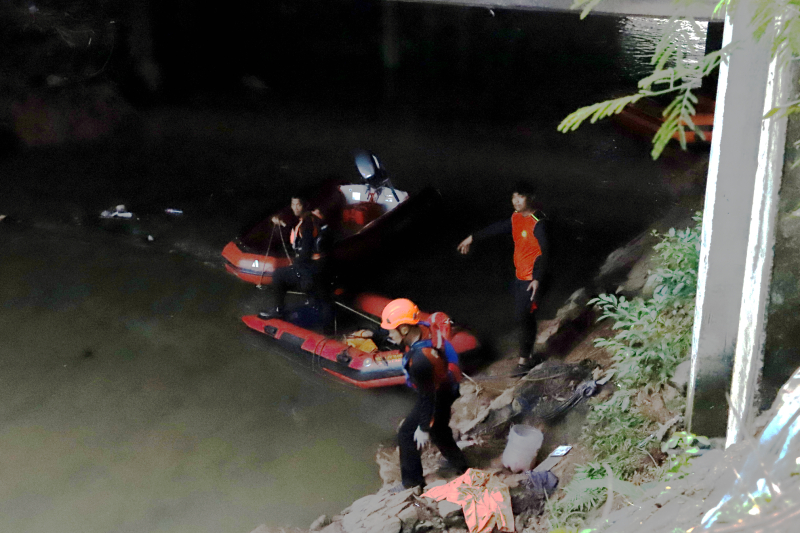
[353,150,400,202]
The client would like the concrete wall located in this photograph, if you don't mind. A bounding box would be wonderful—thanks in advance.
[761,104,800,408]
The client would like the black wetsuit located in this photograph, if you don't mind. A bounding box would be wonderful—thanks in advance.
[272,214,333,332]
[398,345,468,488]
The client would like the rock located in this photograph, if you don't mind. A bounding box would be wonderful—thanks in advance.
[384,501,415,521]
[457,387,517,435]
[376,446,401,485]
[439,501,466,528]
[397,504,420,528]
[319,522,344,533]
[310,515,332,531]
[349,493,379,515]
[671,360,691,391]
[488,388,517,411]
[364,517,401,533]
[436,500,461,519]
[412,521,435,533]
[594,230,655,291]
[248,526,306,533]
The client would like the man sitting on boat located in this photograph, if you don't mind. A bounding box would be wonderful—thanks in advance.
[260,191,334,333]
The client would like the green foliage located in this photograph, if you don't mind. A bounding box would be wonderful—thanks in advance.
[570,0,606,20]
[562,0,800,159]
[589,213,701,391]
[557,93,647,133]
[660,431,711,480]
[581,391,653,477]
[546,217,703,532]
[547,462,644,531]
[558,12,724,160]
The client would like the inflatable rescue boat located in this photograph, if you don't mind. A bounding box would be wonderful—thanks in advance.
[611,94,714,144]
[242,293,480,389]
[222,151,443,285]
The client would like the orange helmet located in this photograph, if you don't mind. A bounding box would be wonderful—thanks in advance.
[381,298,420,330]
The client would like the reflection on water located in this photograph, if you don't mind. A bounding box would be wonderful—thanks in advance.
[618,16,709,83]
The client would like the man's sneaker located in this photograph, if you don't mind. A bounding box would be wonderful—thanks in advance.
[512,362,534,378]
[387,483,421,495]
[258,307,284,320]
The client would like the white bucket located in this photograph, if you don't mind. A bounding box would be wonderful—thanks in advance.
[501,425,544,473]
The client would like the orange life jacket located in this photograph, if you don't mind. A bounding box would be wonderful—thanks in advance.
[289,213,323,260]
[511,211,542,281]
[405,346,449,388]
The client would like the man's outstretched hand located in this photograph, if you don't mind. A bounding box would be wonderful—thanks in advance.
[457,235,473,255]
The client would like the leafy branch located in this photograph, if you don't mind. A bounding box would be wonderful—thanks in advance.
[560,13,728,159]
[557,93,649,133]
[566,0,800,159]
[570,0,606,20]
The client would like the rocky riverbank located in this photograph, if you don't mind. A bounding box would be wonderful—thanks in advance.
[239,198,706,533]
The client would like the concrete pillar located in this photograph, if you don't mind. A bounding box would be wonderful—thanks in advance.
[726,48,792,447]
[685,2,780,438]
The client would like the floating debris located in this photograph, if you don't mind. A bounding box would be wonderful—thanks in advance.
[100,205,133,219]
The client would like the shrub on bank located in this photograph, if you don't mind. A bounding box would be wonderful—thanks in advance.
[546,213,702,531]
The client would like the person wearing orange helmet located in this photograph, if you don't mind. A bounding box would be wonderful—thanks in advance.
[381,298,468,491]
[457,181,549,377]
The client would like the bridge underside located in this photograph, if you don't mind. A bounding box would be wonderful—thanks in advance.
[392,0,722,19]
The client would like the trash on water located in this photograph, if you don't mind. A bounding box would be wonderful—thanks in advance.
[100,205,133,219]
[164,208,183,215]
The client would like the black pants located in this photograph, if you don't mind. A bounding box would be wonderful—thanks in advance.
[398,385,468,488]
[272,262,334,333]
[513,279,540,361]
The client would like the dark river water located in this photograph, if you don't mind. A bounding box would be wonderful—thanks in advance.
[0,5,712,533]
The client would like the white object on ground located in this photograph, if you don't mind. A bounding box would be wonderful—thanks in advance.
[502,425,543,473]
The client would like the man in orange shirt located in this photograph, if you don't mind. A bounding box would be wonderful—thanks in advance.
[457,182,548,376]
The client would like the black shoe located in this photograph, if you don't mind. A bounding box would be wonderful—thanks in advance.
[258,307,284,320]
[438,458,468,478]
[512,363,534,378]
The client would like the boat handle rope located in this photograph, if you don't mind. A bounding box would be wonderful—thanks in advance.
[278,222,293,266]
[256,224,277,288]
[333,301,382,326]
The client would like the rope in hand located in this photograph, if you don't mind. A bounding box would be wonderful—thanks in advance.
[256,224,277,288]
[279,222,293,266]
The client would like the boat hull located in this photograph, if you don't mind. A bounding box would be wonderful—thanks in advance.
[222,187,444,285]
[242,293,479,389]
